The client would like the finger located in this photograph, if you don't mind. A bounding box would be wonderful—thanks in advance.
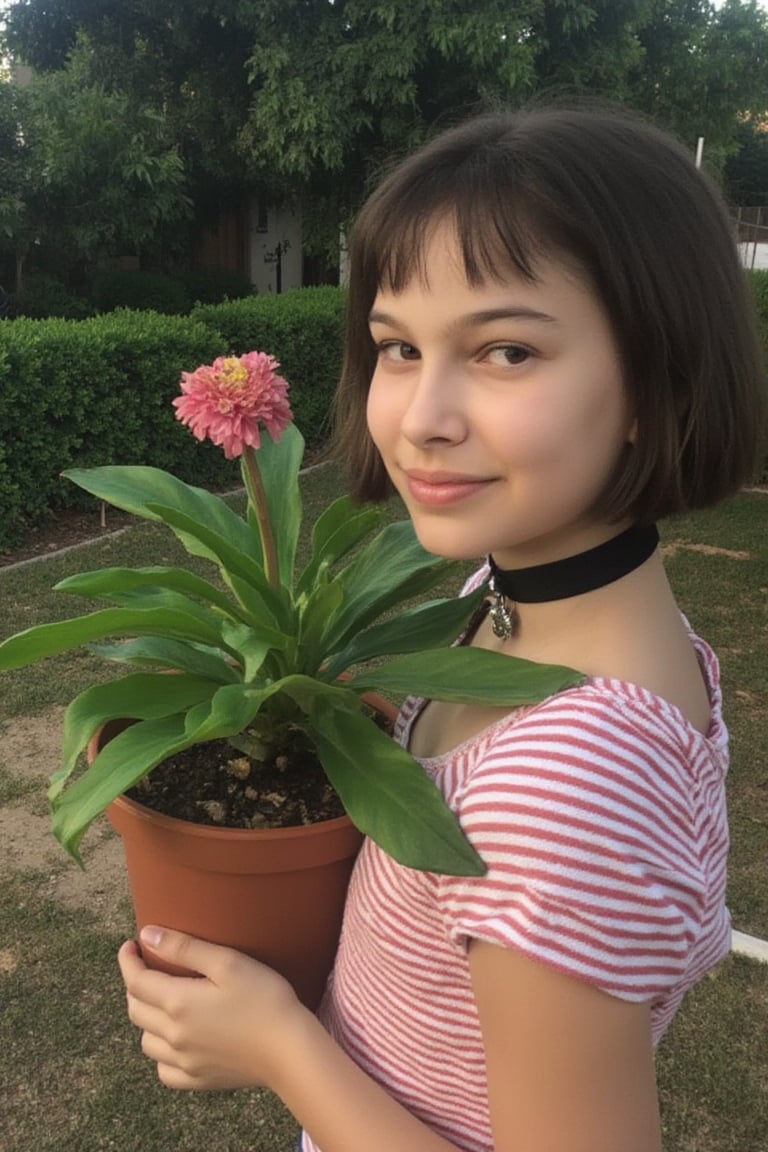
[139,925,237,983]
[118,939,151,993]
[125,993,181,1039]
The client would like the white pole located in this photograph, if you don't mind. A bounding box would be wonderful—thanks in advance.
[695,136,704,168]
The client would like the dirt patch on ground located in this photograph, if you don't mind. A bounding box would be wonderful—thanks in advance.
[661,541,751,560]
[1,709,132,935]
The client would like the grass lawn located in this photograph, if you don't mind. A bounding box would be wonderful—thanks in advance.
[0,468,766,1152]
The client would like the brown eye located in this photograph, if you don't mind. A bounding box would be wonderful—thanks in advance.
[378,341,420,362]
[487,345,531,367]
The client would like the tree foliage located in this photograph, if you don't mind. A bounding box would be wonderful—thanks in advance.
[3,1,768,265]
[725,117,768,205]
[0,37,190,290]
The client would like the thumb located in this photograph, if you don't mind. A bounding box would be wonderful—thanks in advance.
[139,925,220,979]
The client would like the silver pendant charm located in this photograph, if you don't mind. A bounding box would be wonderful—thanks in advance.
[489,590,517,640]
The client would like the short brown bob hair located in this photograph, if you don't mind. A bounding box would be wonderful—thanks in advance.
[334,104,766,522]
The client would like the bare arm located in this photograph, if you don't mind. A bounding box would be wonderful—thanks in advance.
[469,938,662,1152]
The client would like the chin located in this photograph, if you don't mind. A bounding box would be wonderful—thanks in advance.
[410,529,486,563]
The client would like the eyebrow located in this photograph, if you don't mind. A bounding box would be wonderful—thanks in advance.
[368,306,558,329]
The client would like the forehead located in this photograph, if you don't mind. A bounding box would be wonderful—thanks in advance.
[370,221,596,319]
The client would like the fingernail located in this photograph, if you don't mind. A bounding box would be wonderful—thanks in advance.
[141,926,163,948]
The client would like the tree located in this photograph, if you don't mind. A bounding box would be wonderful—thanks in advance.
[725,117,768,204]
[4,1,768,262]
[0,37,190,292]
[628,0,768,163]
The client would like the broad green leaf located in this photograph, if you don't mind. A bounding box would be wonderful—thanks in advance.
[182,681,268,743]
[63,465,260,565]
[220,621,278,680]
[297,496,384,595]
[323,520,458,650]
[297,581,346,673]
[246,423,304,586]
[324,587,486,679]
[144,502,291,630]
[52,673,217,800]
[349,648,585,705]
[60,585,237,641]
[0,606,233,670]
[307,699,485,876]
[87,638,241,683]
[51,714,192,861]
[55,566,253,626]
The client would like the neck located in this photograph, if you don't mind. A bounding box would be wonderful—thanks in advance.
[486,522,660,640]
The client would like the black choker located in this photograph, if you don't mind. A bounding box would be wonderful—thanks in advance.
[487,522,659,639]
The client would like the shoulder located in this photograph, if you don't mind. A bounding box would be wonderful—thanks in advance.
[435,682,724,991]
[469,665,727,807]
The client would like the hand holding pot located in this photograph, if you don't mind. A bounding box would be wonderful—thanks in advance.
[118,926,310,1092]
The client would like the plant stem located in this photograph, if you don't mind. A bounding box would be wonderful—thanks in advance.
[242,446,280,591]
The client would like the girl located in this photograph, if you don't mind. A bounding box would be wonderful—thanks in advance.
[118,105,766,1152]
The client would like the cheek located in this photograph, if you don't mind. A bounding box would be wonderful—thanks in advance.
[493,376,628,474]
[365,372,395,453]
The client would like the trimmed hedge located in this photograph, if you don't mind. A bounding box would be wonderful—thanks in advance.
[0,312,231,547]
[0,287,346,549]
[191,286,346,440]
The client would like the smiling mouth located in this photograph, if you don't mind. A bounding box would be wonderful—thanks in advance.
[403,471,495,507]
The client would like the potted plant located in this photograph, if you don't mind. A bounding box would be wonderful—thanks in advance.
[0,351,582,1007]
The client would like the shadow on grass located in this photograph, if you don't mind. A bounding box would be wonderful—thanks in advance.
[0,869,300,1152]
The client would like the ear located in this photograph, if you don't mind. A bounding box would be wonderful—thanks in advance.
[627,416,638,445]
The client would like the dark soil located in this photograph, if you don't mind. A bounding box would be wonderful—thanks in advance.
[127,735,345,829]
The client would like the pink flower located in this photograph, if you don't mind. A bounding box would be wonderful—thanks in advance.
[173,351,293,459]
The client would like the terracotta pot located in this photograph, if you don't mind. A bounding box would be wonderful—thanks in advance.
[93,694,397,1011]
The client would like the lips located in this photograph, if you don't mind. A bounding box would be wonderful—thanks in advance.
[403,469,495,507]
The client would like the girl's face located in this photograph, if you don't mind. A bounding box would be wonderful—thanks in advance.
[366,223,636,568]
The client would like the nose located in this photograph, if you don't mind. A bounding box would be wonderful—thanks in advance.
[399,358,467,448]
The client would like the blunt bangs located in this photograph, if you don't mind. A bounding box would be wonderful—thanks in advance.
[354,131,559,305]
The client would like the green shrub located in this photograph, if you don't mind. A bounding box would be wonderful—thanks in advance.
[91,268,191,315]
[0,312,231,548]
[12,273,95,320]
[0,288,347,549]
[192,286,346,449]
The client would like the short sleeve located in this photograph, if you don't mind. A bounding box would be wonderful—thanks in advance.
[435,688,709,1002]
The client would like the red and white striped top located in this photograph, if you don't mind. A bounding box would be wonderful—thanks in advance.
[304,591,731,1152]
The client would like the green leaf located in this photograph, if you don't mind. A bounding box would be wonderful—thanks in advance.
[51,682,267,861]
[219,620,277,680]
[0,606,232,670]
[307,699,485,876]
[51,714,192,861]
[63,465,260,566]
[55,565,253,625]
[144,502,291,629]
[349,648,585,705]
[181,681,268,743]
[324,587,486,679]
[52,672,217,801]
[297,495,385,595]
[323,520,458,650]
[250,422,304,586]
[62,584,238,641]
[86,638,241,683]
[297,580,346,673]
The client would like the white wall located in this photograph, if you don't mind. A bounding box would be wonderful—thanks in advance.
[247,202,303,294]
